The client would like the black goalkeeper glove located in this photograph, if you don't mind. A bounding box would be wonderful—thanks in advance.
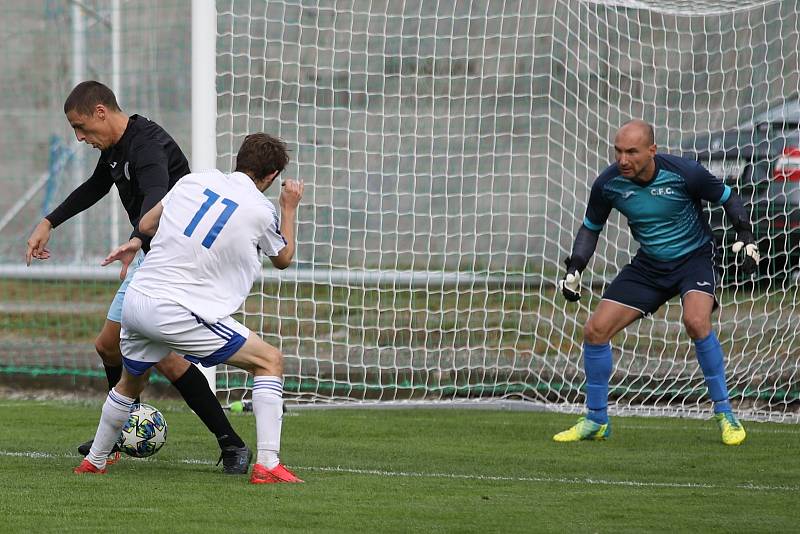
[731,240,760,275]
[558,257,582,302]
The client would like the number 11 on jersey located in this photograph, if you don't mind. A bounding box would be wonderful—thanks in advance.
[183,188,239,248]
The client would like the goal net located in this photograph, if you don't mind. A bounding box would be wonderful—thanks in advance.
[1,1,797,423]
[213,0,800,421]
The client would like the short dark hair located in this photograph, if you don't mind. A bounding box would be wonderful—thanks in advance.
[64,81,121,115]
[234,133,290,180]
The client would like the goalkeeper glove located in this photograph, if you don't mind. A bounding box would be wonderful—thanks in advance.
[558,257,582,302]
[731,240,760,275]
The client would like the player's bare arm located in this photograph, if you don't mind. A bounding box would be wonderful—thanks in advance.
[270,179,304,270]
[137,201,164,237]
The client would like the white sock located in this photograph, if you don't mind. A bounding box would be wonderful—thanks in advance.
[86,388,134,469]
[252,376,283,469]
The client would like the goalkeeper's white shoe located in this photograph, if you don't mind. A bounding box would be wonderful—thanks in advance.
[715,412,746,446]
[553,417,610,442]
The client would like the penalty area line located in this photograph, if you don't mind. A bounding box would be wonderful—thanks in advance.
[1,449,796,493]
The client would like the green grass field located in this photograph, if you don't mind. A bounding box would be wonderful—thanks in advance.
[0,398,797,533]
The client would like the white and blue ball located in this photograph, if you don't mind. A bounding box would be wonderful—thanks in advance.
[117,403,167,458]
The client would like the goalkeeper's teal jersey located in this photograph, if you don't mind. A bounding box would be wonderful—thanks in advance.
[583,153,731,261]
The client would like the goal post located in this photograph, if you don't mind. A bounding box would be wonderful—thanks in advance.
[191,0,218,391]
[212,0,800,421]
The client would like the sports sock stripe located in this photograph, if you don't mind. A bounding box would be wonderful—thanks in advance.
[253,378,283,396]
[108,389,134,410]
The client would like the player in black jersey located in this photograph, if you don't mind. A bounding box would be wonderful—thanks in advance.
[25,81,251,474]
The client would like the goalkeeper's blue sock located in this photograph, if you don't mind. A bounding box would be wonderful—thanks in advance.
[694,331,732,414]
[584,342,613,425]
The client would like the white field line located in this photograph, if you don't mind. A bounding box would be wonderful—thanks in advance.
[303,466,800,492]
[616,423,800,435]
[1,450,797,493]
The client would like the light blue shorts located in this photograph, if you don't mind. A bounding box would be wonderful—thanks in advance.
[107,250,145,323]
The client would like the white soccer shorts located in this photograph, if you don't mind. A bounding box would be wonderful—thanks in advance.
[120,287,250,376]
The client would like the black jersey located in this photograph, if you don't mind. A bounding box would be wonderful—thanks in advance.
[46,114,190,250]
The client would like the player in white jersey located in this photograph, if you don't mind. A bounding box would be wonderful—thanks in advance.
[74,133,305,484]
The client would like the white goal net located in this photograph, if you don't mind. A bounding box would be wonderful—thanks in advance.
[214,0,800,422]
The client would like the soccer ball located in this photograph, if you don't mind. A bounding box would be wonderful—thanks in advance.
[117,403,167,458]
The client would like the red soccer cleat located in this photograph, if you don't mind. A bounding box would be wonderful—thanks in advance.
[73,459,107,474]
[250,463,304,484]
[105,451,122,466]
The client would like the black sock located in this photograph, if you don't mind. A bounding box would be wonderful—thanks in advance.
[104,364,122,390]
[171,364,245,449]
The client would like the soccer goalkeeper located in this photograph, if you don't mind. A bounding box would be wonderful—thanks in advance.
[555,119,757,446]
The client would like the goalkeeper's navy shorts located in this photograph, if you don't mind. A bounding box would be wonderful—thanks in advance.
[601,241,718,316]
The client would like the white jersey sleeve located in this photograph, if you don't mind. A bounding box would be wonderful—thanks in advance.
[129,170,282,323]
[258,200,287,257]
